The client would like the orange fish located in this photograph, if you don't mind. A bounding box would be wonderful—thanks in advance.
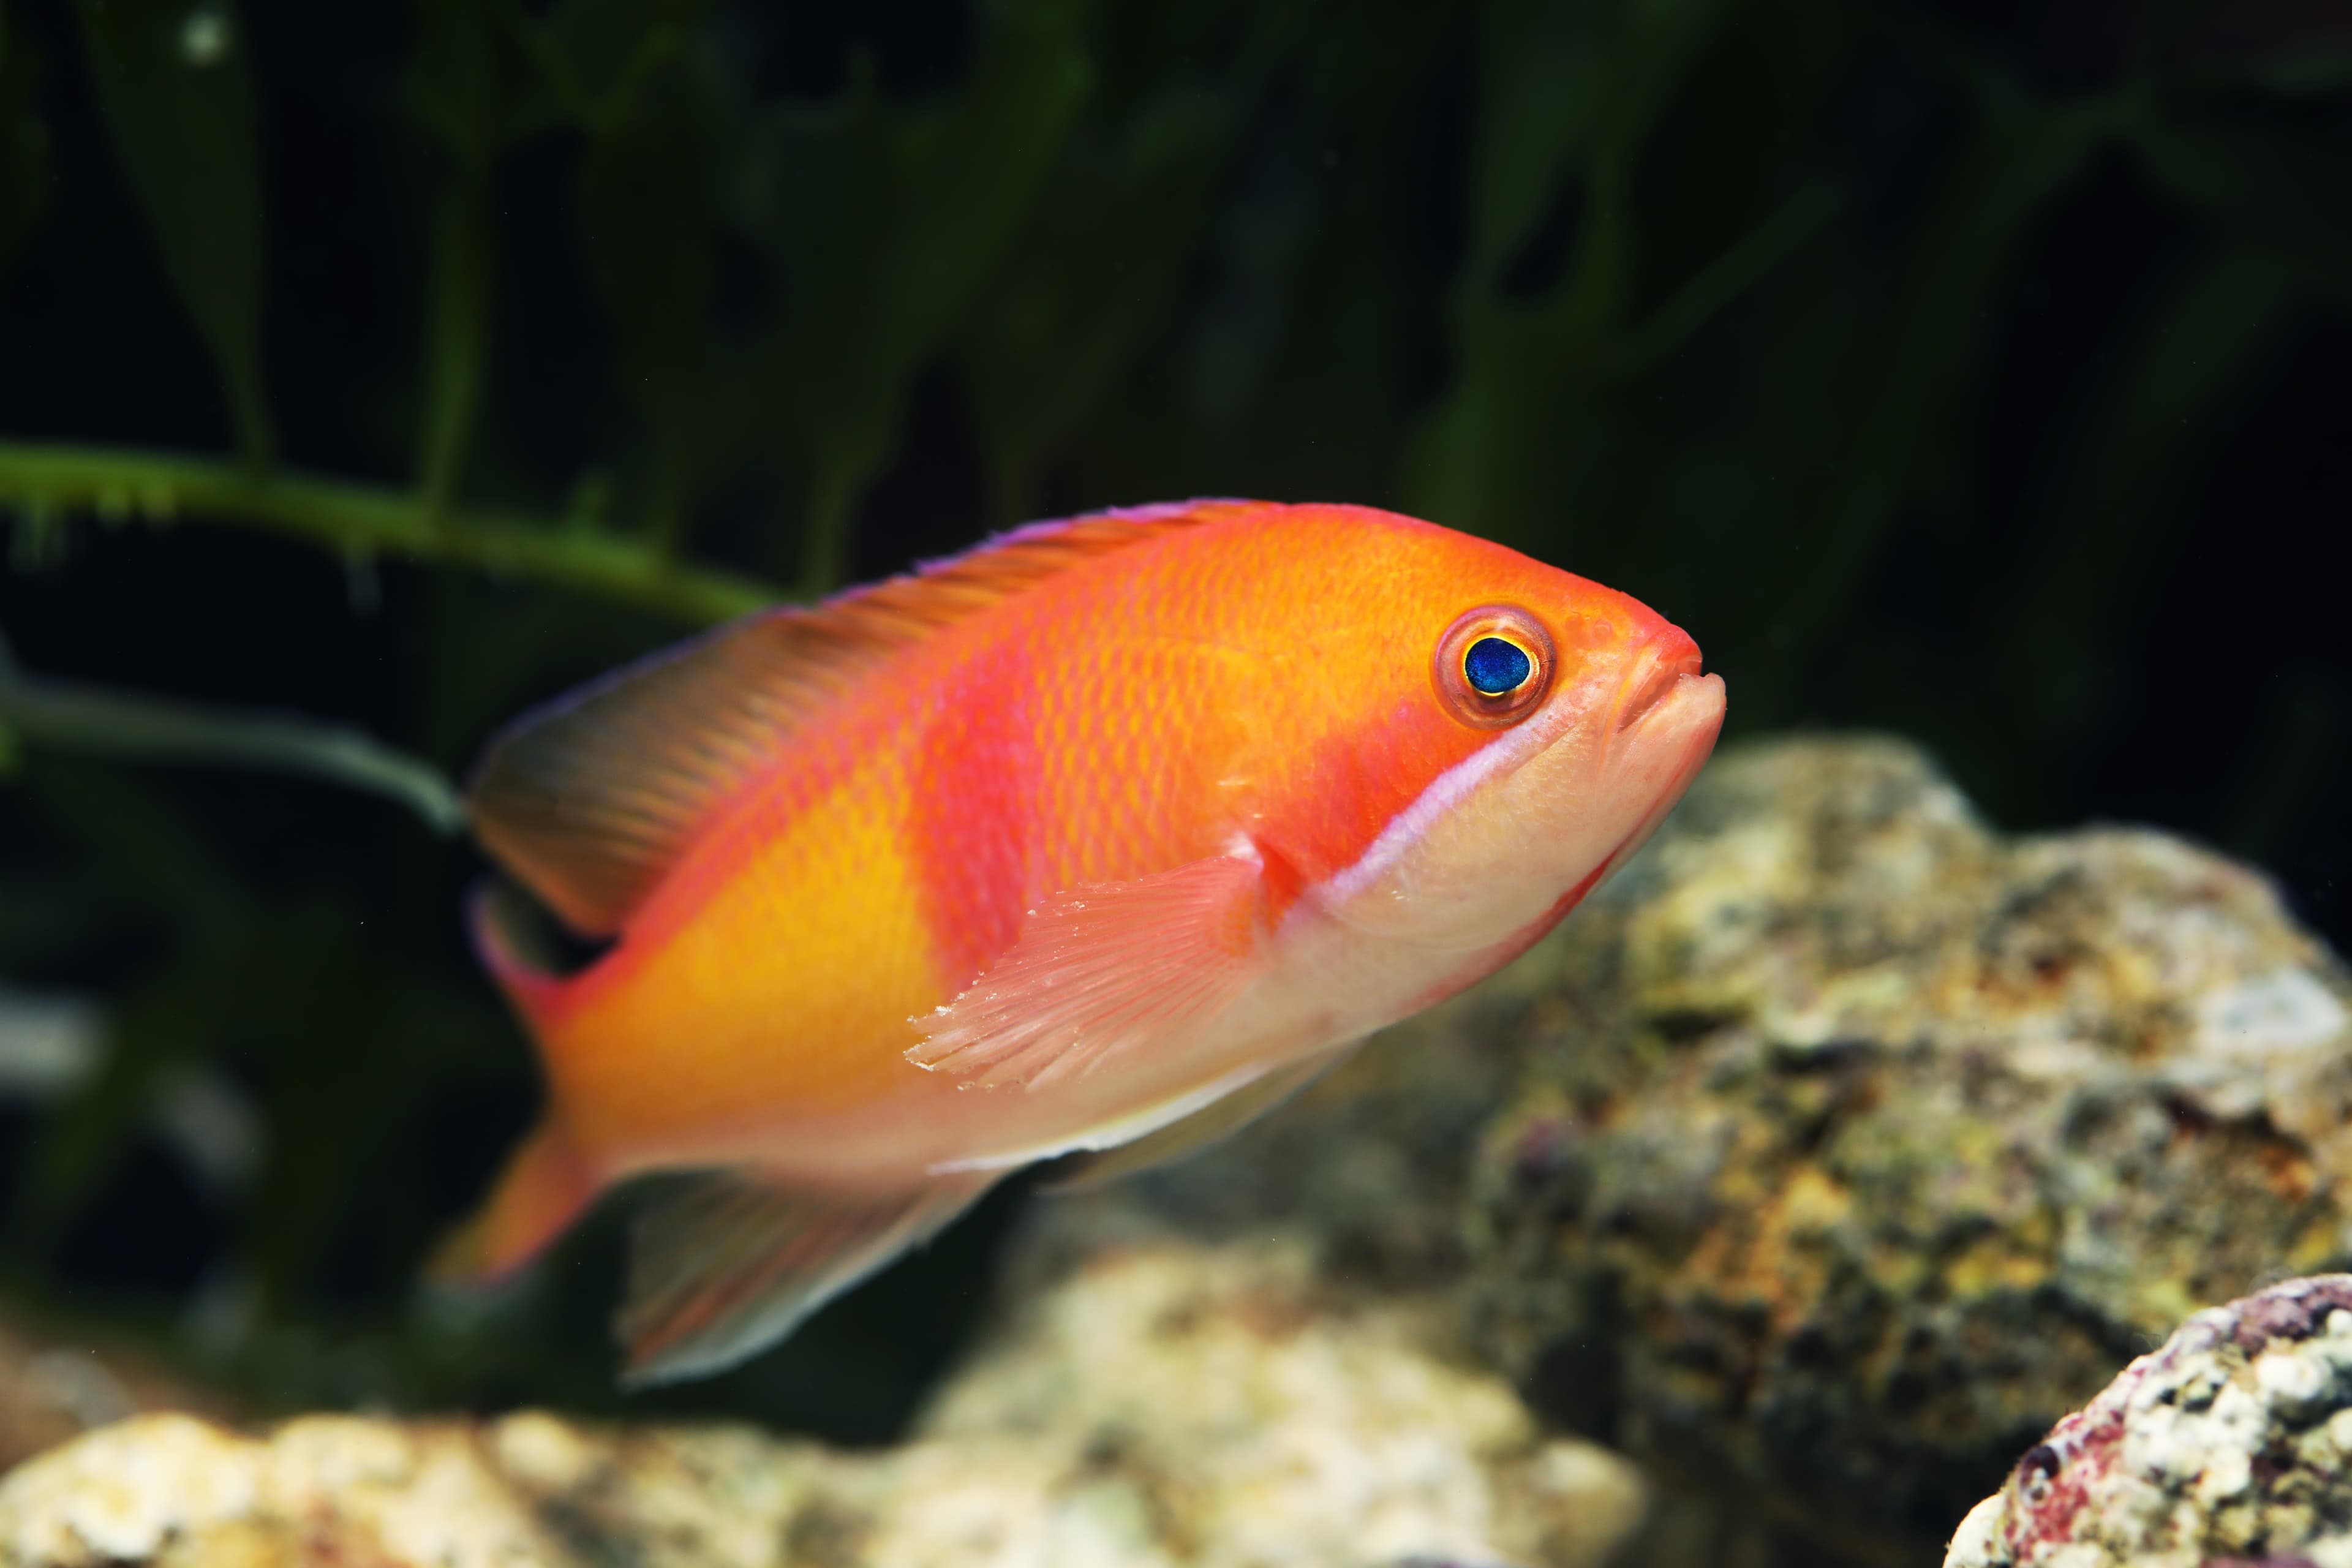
[437,500,1724,1381]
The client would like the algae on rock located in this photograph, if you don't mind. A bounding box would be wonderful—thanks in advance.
[1457,737,2352,1553]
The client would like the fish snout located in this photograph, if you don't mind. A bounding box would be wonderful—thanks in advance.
[1613,628,1707,736]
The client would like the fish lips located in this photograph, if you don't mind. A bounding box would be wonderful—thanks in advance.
[1588,636,1725,876]
[1497,629,1724,896]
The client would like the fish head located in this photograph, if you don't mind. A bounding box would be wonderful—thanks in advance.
[1296,525,1725,956]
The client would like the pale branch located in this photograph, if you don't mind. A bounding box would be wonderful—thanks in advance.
[0,628,467,834]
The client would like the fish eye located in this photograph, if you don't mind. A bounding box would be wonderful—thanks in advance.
[1433,605,1555,728]
[1464,636,1532,695]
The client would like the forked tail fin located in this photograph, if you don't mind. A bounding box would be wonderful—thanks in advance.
[432,883,600,1283]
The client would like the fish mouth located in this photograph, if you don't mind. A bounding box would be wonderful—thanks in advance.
[1614,640,1707,735]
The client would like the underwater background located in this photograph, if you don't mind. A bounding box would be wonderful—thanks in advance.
[0,0,2348,1499]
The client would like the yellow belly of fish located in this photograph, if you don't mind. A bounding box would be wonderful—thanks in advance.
[542,777,945,1167]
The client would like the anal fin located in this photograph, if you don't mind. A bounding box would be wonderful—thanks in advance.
[428,1121,595,1284]
[1041,1042,1359,1194]
[619,1167,997,1385]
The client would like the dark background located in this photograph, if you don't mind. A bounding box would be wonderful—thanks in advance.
[0,0,2347,1446]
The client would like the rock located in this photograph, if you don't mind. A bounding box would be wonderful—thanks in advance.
[1945,1272,2352,1567]
[0,1235,1646,1568]
[0,1314,239,1477]
[1456,737,2352,1558]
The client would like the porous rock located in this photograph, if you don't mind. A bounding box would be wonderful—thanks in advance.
[0,1236,1645,1568]
[1945,1272,2352,1567]
[1457,737,2352,1554]
[0,1315,236,1476]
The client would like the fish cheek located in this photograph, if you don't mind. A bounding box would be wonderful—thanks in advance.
[1260,703,1487,894]
[1487,711,1642,892]
[1330,707,1602,949]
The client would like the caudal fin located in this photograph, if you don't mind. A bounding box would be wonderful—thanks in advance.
[433,883,600,1283]
[430,1121,596,1284]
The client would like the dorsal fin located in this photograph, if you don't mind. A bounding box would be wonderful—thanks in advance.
[467,500,1246,935]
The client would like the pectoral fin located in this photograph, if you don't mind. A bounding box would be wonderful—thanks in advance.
[617,1167,996,1385]
[1041,1042,1359,1193]
[906,851,1267,1090]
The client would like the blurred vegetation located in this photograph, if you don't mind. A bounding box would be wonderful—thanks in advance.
[0,0,2346,1440]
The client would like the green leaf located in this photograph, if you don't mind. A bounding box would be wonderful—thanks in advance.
[539,0,706,122]
[2132,121,2352,309]
[0,0,56,276]
[1985,247,2293,747]
[1468,0,1732,316]
[412,0,568,152]
[71,0,273,464]
[1413,0,1773,543]
[956,86,1231,522]
[406,0,566,513]
[1463,0,1610,290]
[747,0,1093,590]
[575,34,731,546]
[1741,89,2119,699]
[412,168,496,514]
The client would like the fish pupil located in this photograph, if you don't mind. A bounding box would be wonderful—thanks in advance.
[1464,636,1532,695]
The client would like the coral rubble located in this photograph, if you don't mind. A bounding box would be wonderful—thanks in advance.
[1946,1273,2352,1567]
[0,1239,1643,1568]
[1460,738,2352,1551]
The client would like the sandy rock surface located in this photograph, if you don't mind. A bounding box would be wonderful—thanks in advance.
[0,1237,1644,1568]
[1945,1273,2352,1567]
[0,1317,236,1477]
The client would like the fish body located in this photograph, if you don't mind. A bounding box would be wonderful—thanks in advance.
[441,500,1724,1381]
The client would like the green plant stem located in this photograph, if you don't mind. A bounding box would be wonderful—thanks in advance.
[1618,180,1840,372]
[794,459,863,599]
[0,635,466,834]
[415,163,496,518]
[0,440,777,624]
